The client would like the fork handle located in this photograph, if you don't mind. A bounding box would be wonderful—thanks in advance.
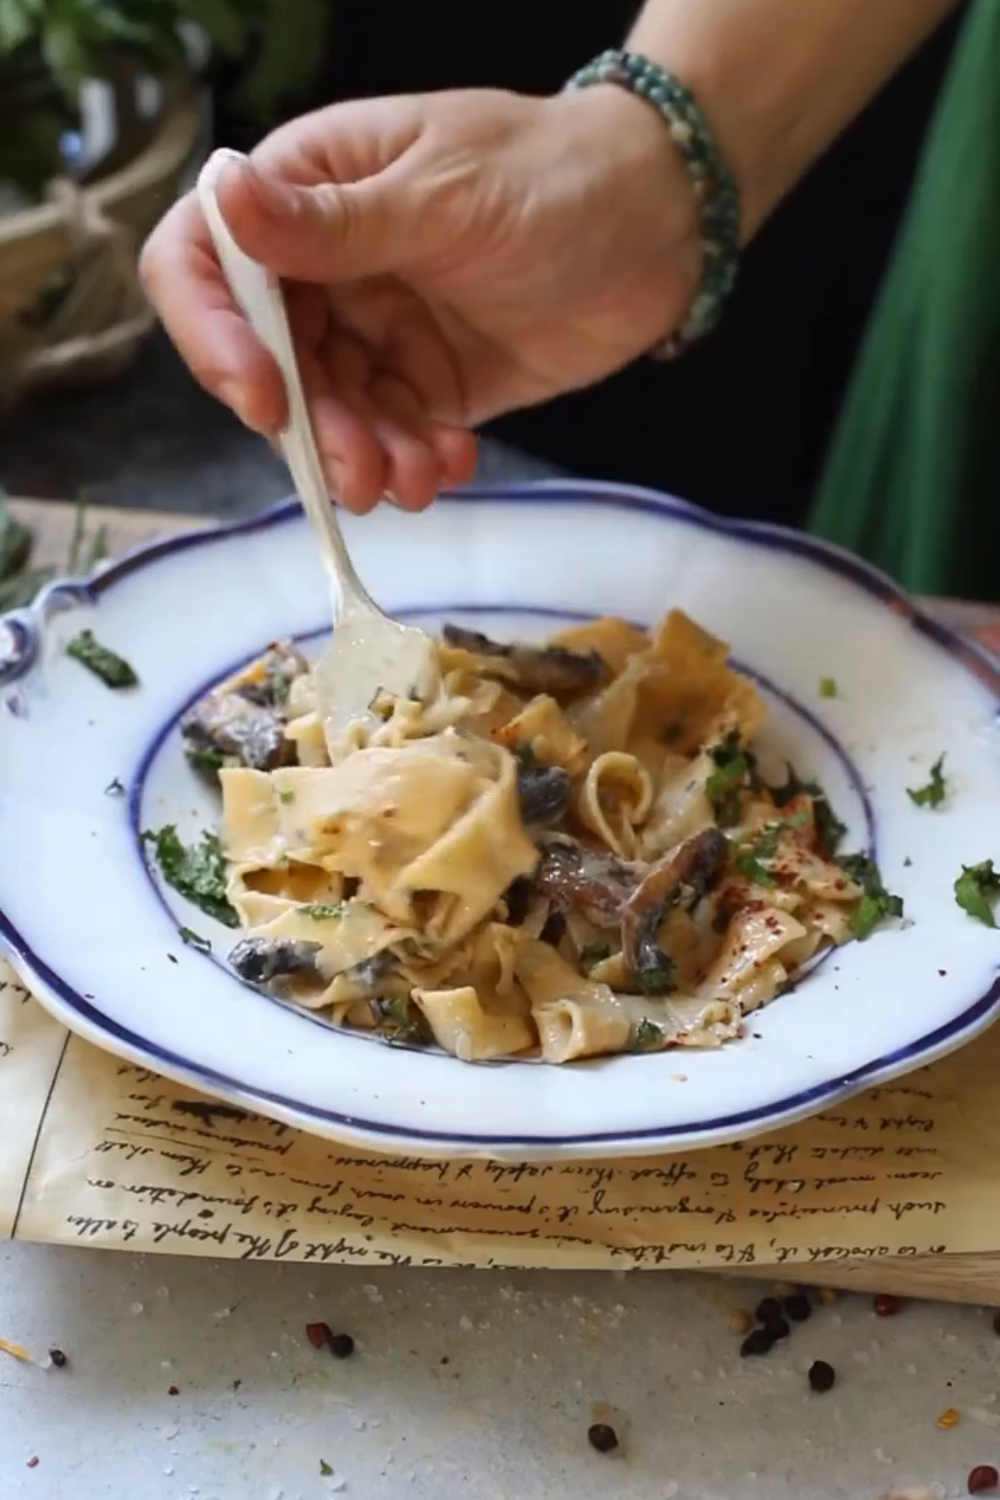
[196,150,372,618]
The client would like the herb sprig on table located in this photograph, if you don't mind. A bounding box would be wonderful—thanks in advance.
[0,490,108,614]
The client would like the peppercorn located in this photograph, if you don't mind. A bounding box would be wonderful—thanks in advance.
[808,1360,836,1393]
[992,1311,1000,1338]
[47,1348,67,1368]
[306,1321,332,1349]
[968,1465,1000,1494]
[764,1315,790,1341]
[874,1294,902,1317]
[817,1288,838,1307]
[328,1332,355,1360]
[588,1423,619,1454]
[784,1295,812,1323]
[740,1328,775,1358]
[754,1296,781,1324]
[727,1309,753,1336]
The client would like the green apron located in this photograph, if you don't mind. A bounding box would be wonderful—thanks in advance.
[808,0,1000,602]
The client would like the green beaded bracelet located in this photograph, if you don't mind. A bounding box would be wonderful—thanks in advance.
[565,48,741,360]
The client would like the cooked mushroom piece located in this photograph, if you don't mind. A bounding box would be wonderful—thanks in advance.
[534,836,639,929]
[620,827,729,994]
[182,691,297,772]
[229,937,322,986]
[236,642,309,707]
[517,761,573,828]
[442,624,606,696]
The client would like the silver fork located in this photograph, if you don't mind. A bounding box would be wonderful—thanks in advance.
[197,149,437,751]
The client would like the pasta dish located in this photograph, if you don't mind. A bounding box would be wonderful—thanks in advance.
[175,611,887,1065]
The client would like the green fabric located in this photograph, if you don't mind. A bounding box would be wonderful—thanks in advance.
[808,0,1000,601]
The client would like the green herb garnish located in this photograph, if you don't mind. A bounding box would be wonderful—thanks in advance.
[375,996,431,1046]
[513,741,537,769]
[104,776,125,797]
[733,811,809,887]
[299,903,345,920]
[278,788,295,804]
[631,1018,666,1052]
[142,826,238,927]
[954,860,1000,928]
[320,1460,334,1477]
[0,495,32,581]
[735,851,776,888]
[637,961,676,995]
[839,853,904,940]
[705,730,757,828]
[770,762,847,858]
[179,927,212,954]
[907,754,947,810]
[187,745,226,778]
[819,677,838,699]
[580,940,611,968]
[66,629,138,689]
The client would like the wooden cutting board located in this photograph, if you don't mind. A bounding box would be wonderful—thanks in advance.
[8,495,1000,1305]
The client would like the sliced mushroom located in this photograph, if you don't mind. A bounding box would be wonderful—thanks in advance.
[517,761,573,828]
[442,624,606,697]
[620,827,729,994]
[182,691,297,772]
[236,642,309,708]
[229,937,322,986]
[533,836,639,929]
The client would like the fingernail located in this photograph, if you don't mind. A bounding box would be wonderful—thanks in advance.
[219,378,249,425]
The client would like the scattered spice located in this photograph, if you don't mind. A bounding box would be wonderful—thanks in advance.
[740,1328,775,1358]
[754,1296,781,1323]
[784,1294,812,1323]
[955,860,1000,928]
[66,629,138,689]
[764,1315,790,1341]
[968,1465,1000,1494]
[937,1407,961,1430]
[47,1348,67,1368]
[168,1385,179,1396]
[727,1309,753,1336]
[808,1360,836,1393]
[306,1321,332,1350]
[874,1294,902,1318]
[907,754,948,810]
[328,1332,355,1360]
[587,1423,619,1454]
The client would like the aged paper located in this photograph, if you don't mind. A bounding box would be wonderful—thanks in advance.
[4,954,998,1271]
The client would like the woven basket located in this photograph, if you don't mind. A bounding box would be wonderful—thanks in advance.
[0,82,205,408]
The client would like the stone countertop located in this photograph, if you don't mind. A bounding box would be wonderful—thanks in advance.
[0,333,561,517]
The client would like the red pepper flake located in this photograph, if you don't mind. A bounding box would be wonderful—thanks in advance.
[306,1321,332,1350]
[874,1294,902,1317]
[26,1457,39,1469]
[168,1385,179,1396]
[969,1466,1000,1494]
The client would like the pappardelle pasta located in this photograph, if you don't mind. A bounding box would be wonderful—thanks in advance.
[177,611,895,1065]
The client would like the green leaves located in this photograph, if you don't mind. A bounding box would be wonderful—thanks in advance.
[839,853,904,941]
[907,754,947,810]
[66,628,138,687]
[954,860,1000,928]
[142,825,239,927]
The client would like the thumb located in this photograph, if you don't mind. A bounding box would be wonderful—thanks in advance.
[214,155,425,283]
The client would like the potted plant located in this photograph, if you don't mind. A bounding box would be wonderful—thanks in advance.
[0,0,330,403]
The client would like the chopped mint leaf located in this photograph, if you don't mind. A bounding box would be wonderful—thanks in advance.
[299,903,345,920]
[142,826,238,927]
[278,788,295,804]
[954,860,1000,928]
[839,853,904,940]
[631,1018,666,1052]
[66,629,138,689]
[819,677,838,699]
[907,754,947,810]
[580,940,611,968]
[179,927,212,954]
[187,744,225,778]
[320,1459,334,1477]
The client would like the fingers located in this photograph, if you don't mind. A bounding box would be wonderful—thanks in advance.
[140,194,287,433]
[214,153,427,285]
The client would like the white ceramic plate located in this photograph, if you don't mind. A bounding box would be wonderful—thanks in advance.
[1,481,998,1160]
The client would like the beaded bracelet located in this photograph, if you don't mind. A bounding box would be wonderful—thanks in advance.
[565,48,741,360]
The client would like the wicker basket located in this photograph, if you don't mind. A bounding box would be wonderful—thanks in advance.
[0,82,205,408]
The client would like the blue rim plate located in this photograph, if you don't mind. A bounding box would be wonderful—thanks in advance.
[1,480,998,1160]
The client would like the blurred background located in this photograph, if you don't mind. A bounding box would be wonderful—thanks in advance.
[0,0,968,555]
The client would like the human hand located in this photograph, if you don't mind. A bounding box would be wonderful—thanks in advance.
[140,86,701,513]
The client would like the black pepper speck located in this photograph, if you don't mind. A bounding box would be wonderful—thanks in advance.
[784,1294,812,1323]
[740,1328,775,1358]
[587,1423,618,1454]
[808,1360,836,1393]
